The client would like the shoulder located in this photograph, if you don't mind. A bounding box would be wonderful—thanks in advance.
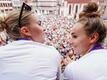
[35,42,60,54]
[64,49,107,80]
[90,49,107,54]
[85,49,107,59]
[64,61,76,80]
[29,41,62,59]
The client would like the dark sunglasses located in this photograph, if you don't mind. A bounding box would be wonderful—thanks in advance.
[18,2,32,28]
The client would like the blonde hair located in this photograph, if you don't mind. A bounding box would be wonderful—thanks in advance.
[0,10,33,40]
[0,15,5,31]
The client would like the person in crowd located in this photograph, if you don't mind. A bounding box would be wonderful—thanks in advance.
[0,2,61,80]
[64,2,107,80]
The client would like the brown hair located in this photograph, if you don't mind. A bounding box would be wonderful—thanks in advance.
[0,10,32,40]
[78,2,106,44]
[79,2,100,18]
[78,17,106,44]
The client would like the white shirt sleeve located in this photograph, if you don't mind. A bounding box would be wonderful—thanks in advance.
[64,63,73,80]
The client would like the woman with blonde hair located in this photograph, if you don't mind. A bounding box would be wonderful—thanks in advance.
[0,3,61,80]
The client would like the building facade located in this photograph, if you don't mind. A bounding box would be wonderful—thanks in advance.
[99,0,107,19]
[11,0,63,15]
[32,0,64,15]
[0,0,12,14]
[63,0,100,19]
[0,0,107,18]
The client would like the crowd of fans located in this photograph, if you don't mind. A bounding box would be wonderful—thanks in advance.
[41,15,76,57]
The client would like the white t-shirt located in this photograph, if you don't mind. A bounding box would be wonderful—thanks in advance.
[0,40,61,80]
[64,49,107,80]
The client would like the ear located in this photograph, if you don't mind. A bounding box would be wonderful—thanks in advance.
[90,32,99,44]
[20,26,31,37]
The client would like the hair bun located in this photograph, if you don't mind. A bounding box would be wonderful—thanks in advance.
[79,2,100,18]
[83,2,98,13]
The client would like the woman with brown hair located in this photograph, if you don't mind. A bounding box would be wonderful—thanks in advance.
[64,2,107,80]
